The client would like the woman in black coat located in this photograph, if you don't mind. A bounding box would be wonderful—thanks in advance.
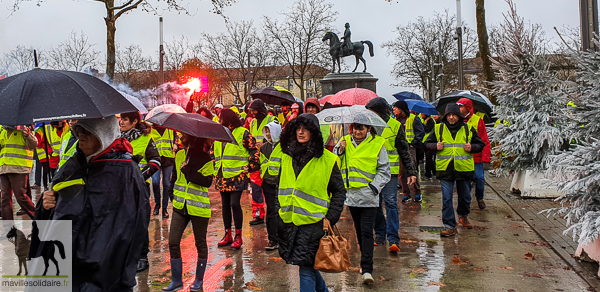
[274,114,346,292]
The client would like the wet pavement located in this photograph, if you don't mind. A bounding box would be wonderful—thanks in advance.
[128,177,592,292]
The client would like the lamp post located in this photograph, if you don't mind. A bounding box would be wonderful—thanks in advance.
[456,0,464,90]
[580,0,599,51]
[159,17,165,104]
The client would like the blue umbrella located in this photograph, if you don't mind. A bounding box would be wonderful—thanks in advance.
[405,100,439,116]
[392,91,423,101]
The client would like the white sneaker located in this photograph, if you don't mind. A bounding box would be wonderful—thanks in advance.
[362,272,374,284]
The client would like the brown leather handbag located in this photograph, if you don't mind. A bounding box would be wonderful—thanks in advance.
[314,219,351,273]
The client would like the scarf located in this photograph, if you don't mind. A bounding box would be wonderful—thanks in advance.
[121,128,142,142]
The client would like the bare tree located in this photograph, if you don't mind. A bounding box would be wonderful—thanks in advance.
[115,44,156,85]
[48,31,100,71]
[203,20,276,104]
[475,0,496,103]
[164,36,204,72]
[8,0,236,79]
[1,45,45,74]
[382,10,478,99]
[263,0,337,100]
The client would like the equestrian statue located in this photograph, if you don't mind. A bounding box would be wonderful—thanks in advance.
[322,23,374,73]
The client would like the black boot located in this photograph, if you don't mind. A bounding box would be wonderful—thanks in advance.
[136,258,149,273]
[189,258,207,291]
[162,209,169,219]
[153,204,160,216]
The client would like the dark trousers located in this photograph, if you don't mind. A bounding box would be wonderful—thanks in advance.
[140,183,151,259]
[262,182,279,244]
[400,147,421,197]
[221,191,243,230]
[1,173,35,220]
[34,158,41,187]
[169,211,210,259]
[151,165,173,210]
[441,179,472,229]
[425,149,436,177]
[348,206,377,274]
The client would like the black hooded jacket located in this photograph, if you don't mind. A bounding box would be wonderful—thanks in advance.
[424,104,485,181]
[276,114,347,267]
[366,98,417,177]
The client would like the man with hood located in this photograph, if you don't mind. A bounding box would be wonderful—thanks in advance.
[37,115,149,291]
[424,104,485,237]
[366,97,417,252]
[248,99,277,225]
[259,121,282,250]
[457,98,491,210]
[392,100,425,203]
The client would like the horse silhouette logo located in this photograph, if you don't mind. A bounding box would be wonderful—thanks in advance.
[6,221,66,276]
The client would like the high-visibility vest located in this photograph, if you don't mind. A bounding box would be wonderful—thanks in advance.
[250,115,276,140]
[172,149,213,218]
[213,127,250,178]
[44,124,62,156]
[434,123,474,172]
[382,118,401,175]
[467,114,482,132]
[266,143,283,177]
[278,150,338,226]
[212,115,219,123]
[151,128,175,158]
[340,135,385,188]
[130,134,152,169]
[35,128,47,161]
[422,117,434,143]
[277,112,291,124]
[405,113,416,143]
[0,130,34,168]
[240,112,247,119]
[58,131,78,170]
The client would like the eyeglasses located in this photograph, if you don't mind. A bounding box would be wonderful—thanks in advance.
[73,125,91,136]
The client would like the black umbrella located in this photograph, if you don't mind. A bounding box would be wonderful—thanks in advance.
[146,112,235,143]
[435,91,493,116]
[250,86,296,106]
[0,68,138,125]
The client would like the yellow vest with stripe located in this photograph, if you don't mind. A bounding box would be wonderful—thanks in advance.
[405,113,416,143]
[151,129,175,158]
[35,128,47,161]
[172,149,213,218]
[340,135,386,188]
[0,130,34,168]
[422,117,435,143]
[382,118,401,175]
[434,123,474,172]
[250,115,276,141]
[130,134,152,169]
[266,143,283,177]
[213,127,250,178]
[58,131,78,170]
[467,114,481,132]
[278,150,337,226]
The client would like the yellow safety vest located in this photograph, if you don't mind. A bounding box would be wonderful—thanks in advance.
[382,118,401,175]
[58,131,78,170]
[35,128,47,161]
[278,150,337,226]
[240,112,247,119]
[266,144,283,177]
[44,124,62,155]
[251,115,276,140]
[212,115,219,123]
[151,128,175,158]
[467,114,481,132]
[422,117,435,143]
[172,149,214,218]
[0,130,34,168]
[434,123,474,172]
[340,135,385,188]
[130,134,152,169]
[277,112,291,124]
[405,113,416,143]
[213,127,250,178]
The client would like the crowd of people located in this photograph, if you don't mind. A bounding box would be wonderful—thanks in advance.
[0,94,490,291]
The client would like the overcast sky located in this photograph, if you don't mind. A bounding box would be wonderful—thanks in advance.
[0,0,580,100]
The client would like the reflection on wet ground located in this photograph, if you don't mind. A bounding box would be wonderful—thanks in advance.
[15,178,590,291]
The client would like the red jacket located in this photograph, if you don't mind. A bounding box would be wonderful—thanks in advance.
[458,98,491,163]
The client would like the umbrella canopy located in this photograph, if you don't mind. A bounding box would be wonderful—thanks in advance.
[145,104,187,120]
[250,86,295,106]
[392,91,423,101]
[0,68,138,125]
[327,88,378,106]
[435,92,493,116]
[316,105,389,128]
[146,112,235,143]
[405,100,439,116]
[319,94,334,105]
[447,90,493,107]
[120,92,148,114]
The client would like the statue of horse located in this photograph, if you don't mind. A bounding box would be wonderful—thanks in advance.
[28,221,66,276]
[322,31,374,74]
[6,226,30,276]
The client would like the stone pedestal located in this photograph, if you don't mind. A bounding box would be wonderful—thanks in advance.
[319,72,378,96]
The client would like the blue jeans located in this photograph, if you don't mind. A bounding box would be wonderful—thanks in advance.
[152,165,173,210]
[299,265,328,292]
[474,163,485,200]
[441,179,472,229]
[374,178,400,244]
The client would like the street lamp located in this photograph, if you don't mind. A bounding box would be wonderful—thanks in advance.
[456,0,464,90]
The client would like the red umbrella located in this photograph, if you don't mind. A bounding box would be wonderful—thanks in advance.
[319,94,334,105]
[327,88,378,106]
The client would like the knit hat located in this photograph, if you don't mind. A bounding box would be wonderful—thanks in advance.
[392,100,410,116]
[73,115,121,158]
[444,103,464,119]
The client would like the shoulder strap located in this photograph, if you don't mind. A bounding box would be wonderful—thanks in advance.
[439,123,444,144]
[464,124,470,141]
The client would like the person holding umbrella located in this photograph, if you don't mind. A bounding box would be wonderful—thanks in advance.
[334,121,390,284]
[119,111,161,273]
[392,101,424,203]
[214,109,260,250]
[424,104,485,237]
[0,125,37,220]
[162,133,214,292]
[366,97,417,252]
[38,115,149,291]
